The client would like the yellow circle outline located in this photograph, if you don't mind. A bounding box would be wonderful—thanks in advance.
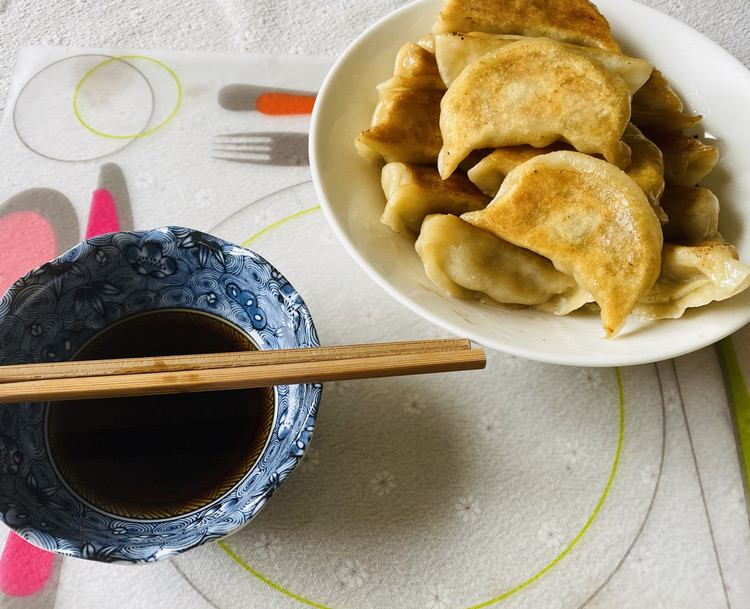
[219,207,626,609]
[241,206,321,248]
[73,55,182,139]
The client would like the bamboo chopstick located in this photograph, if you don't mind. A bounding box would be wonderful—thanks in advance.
[0,338,485,403]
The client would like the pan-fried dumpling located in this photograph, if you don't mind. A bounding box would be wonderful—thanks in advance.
[430,0,621,51]
[467,143,572,197]
[438,37,632,178]
[380,163,490,239]
[461,151,663,337]
[416,214,592,314]
[642,128,719,186]
[355,86,444,165]
[355,49,447,165]
[466,124,664,215]
[622,123,666,222]
[631,69,701,131]
[636,241,750,319]
[431,32,652,92]
[661,185,719,242]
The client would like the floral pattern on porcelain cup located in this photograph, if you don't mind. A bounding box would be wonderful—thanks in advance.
[0,226,321,563]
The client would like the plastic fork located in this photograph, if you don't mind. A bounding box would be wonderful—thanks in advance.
[212,132,309,166]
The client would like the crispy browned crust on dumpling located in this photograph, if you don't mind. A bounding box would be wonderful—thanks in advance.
[380,163,490,238]
[461,151,663,337]
[355,87,444,165]
[631,69,702,131]
[355,51,447,166]
[642,128,720,186]
[622,123,667,222]
[438,37,632,178]
[637,241,750,319]
[660,185,719,242]
[430,0,620,51]
[416,213,592,312]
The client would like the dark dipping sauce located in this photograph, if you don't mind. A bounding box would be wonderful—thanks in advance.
[46,310,275,519]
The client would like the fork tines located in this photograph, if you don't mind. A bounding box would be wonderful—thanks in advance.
[212,131,309,166]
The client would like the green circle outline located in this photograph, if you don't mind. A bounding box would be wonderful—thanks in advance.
[217,206,627,609]
[72,55,182,139]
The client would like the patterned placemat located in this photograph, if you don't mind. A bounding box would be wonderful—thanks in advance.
[1,46,750,609]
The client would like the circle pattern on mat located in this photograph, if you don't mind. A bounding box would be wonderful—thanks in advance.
[13,54,181,162]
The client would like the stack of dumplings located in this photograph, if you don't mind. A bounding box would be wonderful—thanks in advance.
[354,0,750,338]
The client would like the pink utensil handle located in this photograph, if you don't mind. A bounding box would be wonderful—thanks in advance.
[0,534,54,597]
[87,189,119,238]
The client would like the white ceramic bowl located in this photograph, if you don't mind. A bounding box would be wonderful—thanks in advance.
[310,0,750,367]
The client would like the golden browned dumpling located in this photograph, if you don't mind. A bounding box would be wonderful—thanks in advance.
[416,213,592,314]
[643,128,719,186]
[631,69,702,131]
[355,46,447,166]
[431,32,651,91]
[622,123,667,222]
[438,38,632,178]
[380,163,490,239]
[462,151,663,337]
[430,0,621,51]
[355,86,444,165]
[467,124,666,210]
[636,241,750,319]
[467,143,573,196]
[660,185,720,242]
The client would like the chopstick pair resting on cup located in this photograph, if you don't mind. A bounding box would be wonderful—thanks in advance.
[0,338,486,403]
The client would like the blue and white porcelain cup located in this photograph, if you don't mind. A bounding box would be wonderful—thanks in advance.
[0,226,321,563]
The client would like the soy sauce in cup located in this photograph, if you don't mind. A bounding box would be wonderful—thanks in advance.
[46,310,276,519]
